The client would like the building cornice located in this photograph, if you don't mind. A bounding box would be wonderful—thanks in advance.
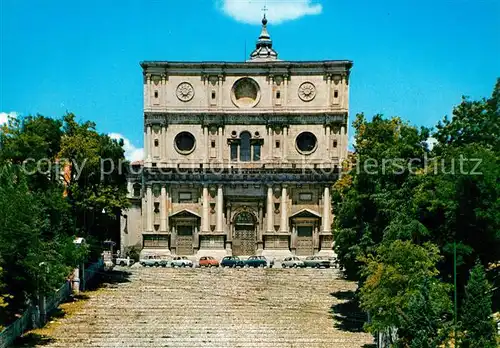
[140,60,353,76]
[144,112,347,127]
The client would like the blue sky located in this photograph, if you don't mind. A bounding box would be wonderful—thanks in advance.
[1,0,499,159]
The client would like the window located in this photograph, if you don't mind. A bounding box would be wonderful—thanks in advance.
[154,139,159,147]
[275,140,280,149]
[154,90,159,98]
[174,132,196,154]
[211,140,216,148]
[334,90,339,98]
[143,234,169,248]
[299,193,313,201]
[297,226,313,237]
[133,184,141,197]
[276,91,281,99]
[178,192,192,203]
[177,226,193,236]
[230,143,238,161]
[239,131,251,162]
[152,162,157,167]
[333,140,338,148]
[296,132,317,154]
[154,202,160,213]
[252,143,261,161]
[211,91,216,99]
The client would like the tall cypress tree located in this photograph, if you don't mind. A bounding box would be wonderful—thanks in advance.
[460,261,497,348]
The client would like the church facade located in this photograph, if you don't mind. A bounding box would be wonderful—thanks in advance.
[120,16,353,259]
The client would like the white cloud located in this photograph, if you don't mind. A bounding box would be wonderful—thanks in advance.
[218,0,322,24]
[109,133,144,162]
[0,111,18,125]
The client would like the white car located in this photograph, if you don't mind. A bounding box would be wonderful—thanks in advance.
[281,256,305,268]
[115,257,134,267]
[171,256,193,268]
[140,255,169,267]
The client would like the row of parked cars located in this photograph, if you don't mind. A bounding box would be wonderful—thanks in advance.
[137,255,335,269]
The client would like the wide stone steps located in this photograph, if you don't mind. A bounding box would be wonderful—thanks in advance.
[33,268,373,348]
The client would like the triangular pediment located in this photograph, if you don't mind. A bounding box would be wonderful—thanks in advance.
[289,209,321,219]
[169,209,201,218]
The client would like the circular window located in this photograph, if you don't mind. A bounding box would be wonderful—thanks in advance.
[231,78,261,108]
[296,132,318,154]
[174,132,196,154]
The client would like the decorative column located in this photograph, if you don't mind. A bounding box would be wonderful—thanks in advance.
[204,126,209,163]
[313,225,319,252]
[340,125,346,162]
[193,226,199,252]
[280,185,288,232]
[202,185,210,232]
[218,127,223,162]
[144,126,149,161]
[170,226,177,254]
[160,185,167,232]
[322,185,331,232]
[216,185,224,233]
[218,75,223,108]
[291,225,297,252]
[267,127,273,162]
[325,125,331,158]
[162,125,168,163]
[257,203,264,250]
[269,74,274,103]
[146,184,153,232]
[283,74,288,107]
[146,125,152,162]
[327,74,332,106]
[283,126,288,161]
[266,185,274,232]
[226,203,232,251]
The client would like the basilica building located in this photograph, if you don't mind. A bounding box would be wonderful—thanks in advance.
[120,16,352,259]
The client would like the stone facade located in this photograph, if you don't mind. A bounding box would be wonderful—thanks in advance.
[120,17,353,259]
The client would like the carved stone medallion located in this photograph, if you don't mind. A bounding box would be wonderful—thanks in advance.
[176,82,194,102]
[298,82,316,102]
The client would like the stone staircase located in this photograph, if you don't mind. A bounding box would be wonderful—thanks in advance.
[35,268,374,348]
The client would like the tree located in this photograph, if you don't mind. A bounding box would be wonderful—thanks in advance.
[332,114,430,279]
[58,113,129,252]
[460,262,497,348]
[359,240,452,346]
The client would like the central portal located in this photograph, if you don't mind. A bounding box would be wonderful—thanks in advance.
[232,211,257,256]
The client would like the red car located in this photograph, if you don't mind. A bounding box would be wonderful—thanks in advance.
[199,256,220,267]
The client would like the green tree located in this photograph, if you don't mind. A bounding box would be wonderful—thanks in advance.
[460,262,497,348]
[359,240,452,346]
[332,114,430,279]
[59,113,129,249]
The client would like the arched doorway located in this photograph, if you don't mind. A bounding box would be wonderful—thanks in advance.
[232,211,256,256]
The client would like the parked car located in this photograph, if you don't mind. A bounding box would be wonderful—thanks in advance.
[303,256,331,268]
[281,256,304,268]
[220,256,245,268]
[115,257,134,267]
[140,255,168,267]
[244,255,267,268]
[171,256,193,268]
[199,256,219,267]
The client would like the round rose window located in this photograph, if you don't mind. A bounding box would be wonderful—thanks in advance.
[296,132,318,154]
[174,132,196,154]
[231,78,261,108]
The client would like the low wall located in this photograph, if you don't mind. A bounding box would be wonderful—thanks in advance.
[0,259,103,348]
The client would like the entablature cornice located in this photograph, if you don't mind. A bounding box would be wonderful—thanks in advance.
[141,168,340,185]
[140,60,353,79]
[144,112,347,127]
